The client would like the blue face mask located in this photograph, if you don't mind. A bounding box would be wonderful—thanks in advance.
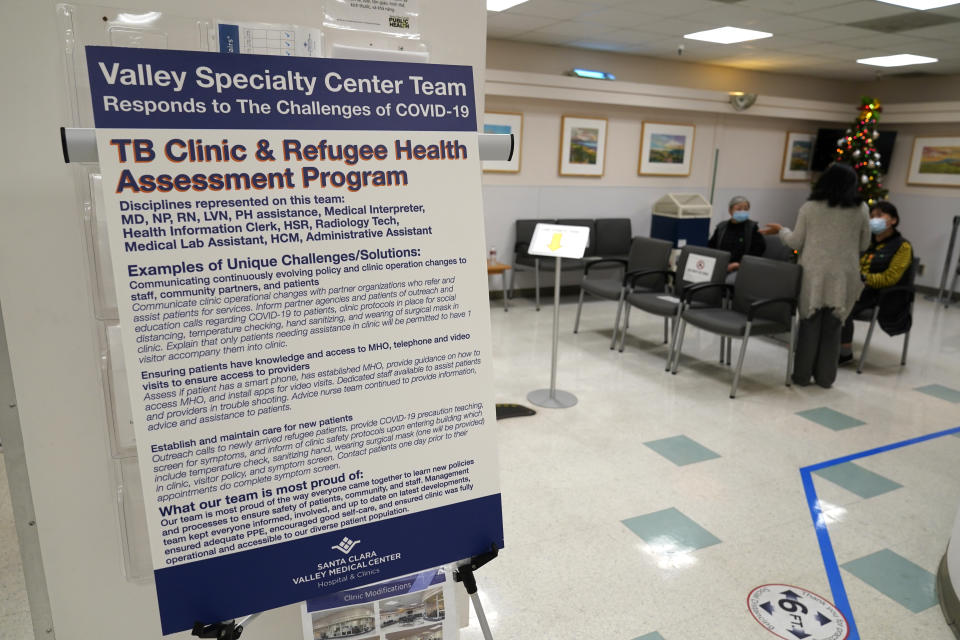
[870,218,887,234]
[732,211,750,223]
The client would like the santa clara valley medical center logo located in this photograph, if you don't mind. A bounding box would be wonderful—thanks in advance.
[332,536,361,554]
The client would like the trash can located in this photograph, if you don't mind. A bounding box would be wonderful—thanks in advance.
[651,193,712,248]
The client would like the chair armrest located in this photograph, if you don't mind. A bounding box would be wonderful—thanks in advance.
[625,268,673,287]
[746,297,797,322]
[682,282,732,303]
[584,258,627,275]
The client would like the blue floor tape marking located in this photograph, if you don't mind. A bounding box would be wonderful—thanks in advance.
[799,424,960,640]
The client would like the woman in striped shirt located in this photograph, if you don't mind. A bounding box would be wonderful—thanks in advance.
[840,201,913,364]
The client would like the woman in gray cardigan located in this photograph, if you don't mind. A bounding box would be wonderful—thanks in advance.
[762,164,871,388]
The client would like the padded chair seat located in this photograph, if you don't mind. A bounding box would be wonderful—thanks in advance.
[581,277,624,300]
[853,306,878,322]
[682,308,787,337]
[624,292,710,317]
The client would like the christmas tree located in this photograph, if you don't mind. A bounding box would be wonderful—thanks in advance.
[834,97,888,206]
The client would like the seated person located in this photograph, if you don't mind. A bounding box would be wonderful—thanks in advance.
[840,201,913,364]
[708,196,766,283]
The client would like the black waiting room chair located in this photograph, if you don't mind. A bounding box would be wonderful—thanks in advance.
[854,257,919,374]
[573,236,673,337]
[509,218,553,311]
[616,245,731,367]
[670,255,802,398]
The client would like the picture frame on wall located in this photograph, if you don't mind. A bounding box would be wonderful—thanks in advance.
[559,116,607,177]
[638,122,695,176]
[482,111,523,173]
[907,136,960,187]
[781,132,814,182]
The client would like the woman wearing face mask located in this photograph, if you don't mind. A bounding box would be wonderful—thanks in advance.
[760,163,871,388]
[839,201,913,364]
[708,196,766,284]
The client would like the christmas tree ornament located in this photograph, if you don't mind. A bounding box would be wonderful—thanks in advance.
[861,174,869,184]
[852,149,861,158]
[833,96,888,203]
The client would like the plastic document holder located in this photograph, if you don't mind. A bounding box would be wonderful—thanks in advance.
[115,457,153,582]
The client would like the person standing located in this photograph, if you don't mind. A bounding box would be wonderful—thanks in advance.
[761,164,871,388]
[708,195,766,284]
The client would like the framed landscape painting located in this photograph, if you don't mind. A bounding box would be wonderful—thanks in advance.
[639,123,695,176]
[781,132,814,182]
[482,112,523,173]
[907,136,960,187]
[559,116,607,177]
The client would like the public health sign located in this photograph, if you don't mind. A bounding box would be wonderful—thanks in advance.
[84,46,503,634]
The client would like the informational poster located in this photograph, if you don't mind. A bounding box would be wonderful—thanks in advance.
[324,0,420,36]
[84,46,502,634]
[216,21,324,57]
[300,566,458,640]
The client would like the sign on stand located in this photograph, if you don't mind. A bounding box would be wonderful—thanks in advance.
[84,46,502,634]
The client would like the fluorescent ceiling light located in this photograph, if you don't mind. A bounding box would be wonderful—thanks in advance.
[487,0,529,11]
[875,0,960,9]
[684,26,772,44]
[569,68,616,80]
[857,53,938,67]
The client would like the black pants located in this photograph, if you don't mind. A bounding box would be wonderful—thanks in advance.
[794,308,842,388]
[841,289,880,344]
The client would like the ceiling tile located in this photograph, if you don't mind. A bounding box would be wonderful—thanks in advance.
[505,0,596,20]
[602,29,683,46]
[929,4,960,18]
[577,6,665,28]
[643,16,720,38]
[850,11,960,32]
[680,4,781,26]
[740,14,835,34]
[628,0,732,18]
[895,22,960,38]
[798,0,911,23]
[735,34,820,50]
[842,32,928,48]
[531,20,620,37]
[509,31,579,45]
[487,12,561,34]
[738,0,853,13]
[790,24,885,42]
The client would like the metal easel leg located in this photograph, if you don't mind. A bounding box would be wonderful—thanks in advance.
[455,544,499,640]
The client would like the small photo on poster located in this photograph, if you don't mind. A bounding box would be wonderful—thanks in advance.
[302,567,457,640]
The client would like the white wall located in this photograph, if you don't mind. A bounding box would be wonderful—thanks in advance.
[482,95,820,290]
[0,2,487,639]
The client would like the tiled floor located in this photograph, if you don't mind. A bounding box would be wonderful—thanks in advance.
[457,293,960,639]
[2,295,960,639]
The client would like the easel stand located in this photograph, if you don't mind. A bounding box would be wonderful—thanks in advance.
[192,612,261,639]
[929,215,960,307]
[454,544,500,640]
[527,257,578,409]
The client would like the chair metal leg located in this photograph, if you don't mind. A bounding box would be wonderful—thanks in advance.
[663,317,669,344]
[573,289,585,333]
[730,323,752,398]
[901,301,914,365]
[534,259,541,311]
[618,305,633,352]
[726,337,732,366]
[508,267,516,300]
[719,336,725,363]
[857,307,880,374]
[666,306,683,371]
[610,288,626,350]
[670,318,688,374]
[786,315,797,386]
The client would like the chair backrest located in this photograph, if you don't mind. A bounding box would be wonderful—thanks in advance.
[675,245,731,303]
[761,233,795,262]
[514,219,555,256]
[732,255,803,326]
[626,236,673,291]
[902,256,920,289]
[594,218,632,257]
[556,218,596,256]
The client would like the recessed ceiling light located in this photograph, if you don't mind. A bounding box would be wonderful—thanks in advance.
[875,0,960,9]
[487,0,529,11]
[856,53,938,66]
[683,26,773,44]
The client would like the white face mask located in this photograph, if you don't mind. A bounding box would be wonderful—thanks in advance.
[870,218,887,234]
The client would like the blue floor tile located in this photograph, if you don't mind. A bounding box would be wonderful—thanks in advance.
[915,384,960,403]
[842,549,937,613]
[622,507,720,551]
[796,407,865,431]
[644,435,720,466]
[813,461,902,499]
[633,634,666,640]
